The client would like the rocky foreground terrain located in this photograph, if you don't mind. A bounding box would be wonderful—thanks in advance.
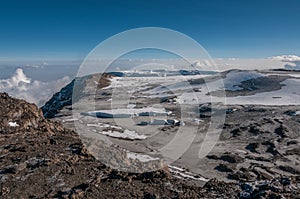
[0,92,239,198]
[1,70,300,198]
[1,94,299,198]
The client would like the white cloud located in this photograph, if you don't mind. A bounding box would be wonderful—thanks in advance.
[0,68,31,89]
[0,68,71,107]
[191,60,210,67]
[269,55,300,62]
[268,55,300,70]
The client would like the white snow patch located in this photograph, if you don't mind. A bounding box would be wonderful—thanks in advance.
[127,103,136,109]
[143,71,263,101]
[168,165,209,182]
[174,97,185,104]
[100,129,147,140]
[169,72,300,106]
[191,118,204,124]
[8,122,19,127]
[87,123,123,130]
[127,152,159,162]
[87,123,100,127]
[62,118,78,122]
[224,78,300,105]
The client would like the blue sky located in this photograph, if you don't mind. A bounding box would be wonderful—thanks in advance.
[1,0,300,61]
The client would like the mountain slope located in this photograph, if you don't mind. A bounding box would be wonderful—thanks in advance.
[0,92,250,198]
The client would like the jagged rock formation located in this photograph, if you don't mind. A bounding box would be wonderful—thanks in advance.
[42,73,113,118]
[41,79,77,118]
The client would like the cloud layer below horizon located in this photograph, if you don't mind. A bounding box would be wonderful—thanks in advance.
[0,68,71,107]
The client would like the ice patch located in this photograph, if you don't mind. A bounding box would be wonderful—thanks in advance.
[127,103,136,109]
[84,107,171,118]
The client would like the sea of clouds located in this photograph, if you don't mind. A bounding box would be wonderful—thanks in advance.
[271,55,300,70]
[0,68,71,107]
